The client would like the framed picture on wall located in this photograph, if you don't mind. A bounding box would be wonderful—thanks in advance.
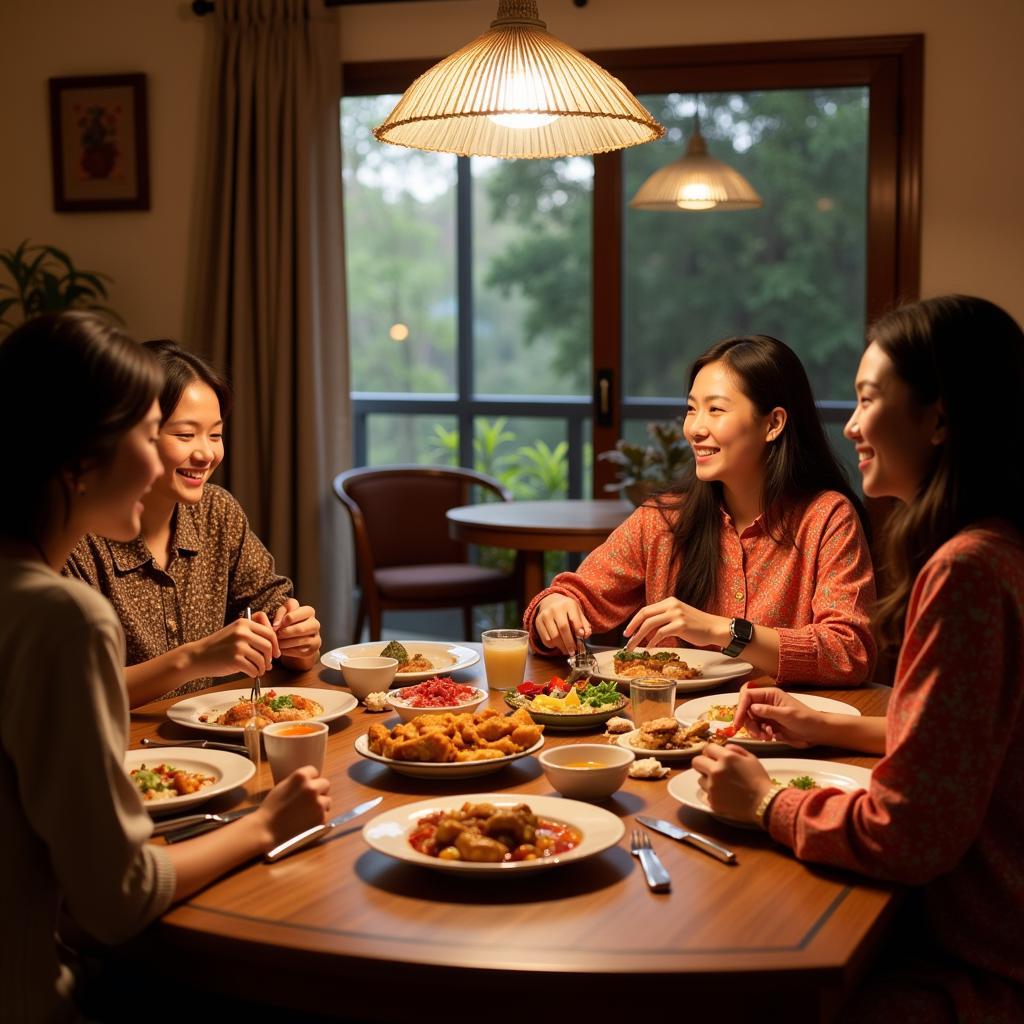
[48,73,150,212]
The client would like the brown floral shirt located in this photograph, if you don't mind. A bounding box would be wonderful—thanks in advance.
[64,485,293,699]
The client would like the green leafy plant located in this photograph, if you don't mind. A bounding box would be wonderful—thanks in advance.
[598,415,693,505]
[0,240,121,335]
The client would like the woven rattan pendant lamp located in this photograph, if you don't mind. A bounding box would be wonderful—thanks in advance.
[373,1,664,159]
[630,104,762,211]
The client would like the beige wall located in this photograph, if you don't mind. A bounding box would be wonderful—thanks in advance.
[1,0,1022,338]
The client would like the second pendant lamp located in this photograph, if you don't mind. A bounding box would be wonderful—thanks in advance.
[630,99,762,211]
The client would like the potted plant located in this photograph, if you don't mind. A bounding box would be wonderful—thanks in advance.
[0,240,120,336]
[598,415,693,506]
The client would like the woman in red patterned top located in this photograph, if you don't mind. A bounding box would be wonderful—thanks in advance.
[526,335,876,685]
[695,296,1024,1021]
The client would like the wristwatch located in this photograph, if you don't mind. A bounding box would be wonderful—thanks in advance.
[722,617,754,658]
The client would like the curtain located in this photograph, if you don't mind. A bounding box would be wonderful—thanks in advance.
[193,0,352,644]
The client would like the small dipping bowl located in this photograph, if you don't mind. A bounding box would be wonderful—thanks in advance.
[341,656,399,701]
[539,743,635,800]
[386,685,489,723]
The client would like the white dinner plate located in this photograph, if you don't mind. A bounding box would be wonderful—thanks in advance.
[614,728,706,760]
[593,648,753,692]
[674,692,861,753]
[354,733,544,779]
[124,747,255,815]
[669,757,872,828]
[167,687,357,736]
[321,641,480,683]
[362,792,625,875]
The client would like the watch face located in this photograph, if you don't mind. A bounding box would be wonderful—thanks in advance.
[732,618,754,644]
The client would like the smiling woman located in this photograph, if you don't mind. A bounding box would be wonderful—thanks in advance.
[526,335,877,688]
[64,341,323,707]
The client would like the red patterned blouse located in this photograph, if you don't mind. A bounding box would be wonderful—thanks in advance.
[768,522,1024,1011]
[524,490,876,685]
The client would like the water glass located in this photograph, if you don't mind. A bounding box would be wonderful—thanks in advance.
[481,629,529,690]
[629,676,677,725]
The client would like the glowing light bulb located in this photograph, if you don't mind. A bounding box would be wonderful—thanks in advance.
[487,72,559,130]
[676,183,717,211]
[389,323,409,342]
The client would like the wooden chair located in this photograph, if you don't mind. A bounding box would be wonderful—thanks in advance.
[333,465,518,643]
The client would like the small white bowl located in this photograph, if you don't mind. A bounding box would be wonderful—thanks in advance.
[386,684,489,723]
[539,743,635,800]
[341,656,398,701]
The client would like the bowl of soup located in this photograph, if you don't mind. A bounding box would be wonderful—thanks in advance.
[539,743,634,800]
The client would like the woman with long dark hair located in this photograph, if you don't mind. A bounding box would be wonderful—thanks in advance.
[0,314,330,1021]
[526,334,876,685]
[695,297,1024,1020]
[66,340,321,708]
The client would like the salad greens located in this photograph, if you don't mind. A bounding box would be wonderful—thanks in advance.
[263,694,295,712]
[578,679,622,708]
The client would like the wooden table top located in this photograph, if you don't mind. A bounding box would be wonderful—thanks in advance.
[447,499,631,551]
[127,649,894,1022]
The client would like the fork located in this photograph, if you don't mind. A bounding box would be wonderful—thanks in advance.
[630,829,671,893]
[243,607,262,777]
[245,606,262,708]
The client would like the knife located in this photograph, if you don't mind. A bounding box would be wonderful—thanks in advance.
[636,815,737,864]
[265,797,384,863]
[139,737,250,756]
[153,805,258,842]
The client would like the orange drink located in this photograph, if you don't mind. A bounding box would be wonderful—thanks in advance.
[481,629,529,690]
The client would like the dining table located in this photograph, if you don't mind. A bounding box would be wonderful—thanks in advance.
[446,498,631,611]
[123,646,895,1024]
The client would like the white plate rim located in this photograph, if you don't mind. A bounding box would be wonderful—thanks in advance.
[614,728,706,759]
[593,648,753,691]
[673,692,862,751]
[166,687,358,736]
[354,732,544,777]
[362,792,625,874]
[124,747,255,815]
[668,757,872,826]
[321,641,480,683]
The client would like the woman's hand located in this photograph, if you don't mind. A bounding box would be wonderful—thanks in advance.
[187,617,280,678]
[691,743,773,826]
[272,598,321,663]
[734,686,822,748]
[534,594,591,655]
[255,765,331,848]
[623,598,730,650]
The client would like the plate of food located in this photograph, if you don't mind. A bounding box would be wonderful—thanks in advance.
[321,640,479,683]
[593,648,753,692]
[668,757,872,827]
[386,679,489,722]
[167,687,357,736]
[614,717,710,760]
[674,692,861,752]
[124,747,255,815]
[362,793,624,875]
[355,706,544,778]
[503,676,628,731]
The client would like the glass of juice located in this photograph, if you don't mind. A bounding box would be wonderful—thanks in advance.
[481,629,529,690]
[629,676,677,725]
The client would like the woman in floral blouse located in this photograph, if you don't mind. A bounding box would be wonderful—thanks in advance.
[526,334,876,685]
[66,342,321,706]
[695,296,1024,1021]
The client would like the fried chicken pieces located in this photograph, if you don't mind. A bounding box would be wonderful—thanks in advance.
[367,707,543,763]
[635,716,710,751]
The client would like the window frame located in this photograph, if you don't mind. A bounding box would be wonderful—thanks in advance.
[342,34,923,495]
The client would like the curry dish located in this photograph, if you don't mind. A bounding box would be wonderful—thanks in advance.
[409,801,581,862]
[199,690,324,729]
[367,707,543,763]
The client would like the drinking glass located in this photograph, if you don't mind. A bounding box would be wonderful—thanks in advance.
[481,629,529,690]
[629,676,677,725]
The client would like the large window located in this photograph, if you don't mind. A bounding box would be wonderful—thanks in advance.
[342,36,921,496]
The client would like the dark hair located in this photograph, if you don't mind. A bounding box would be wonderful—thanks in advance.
[870,295,1024,652]
[0,312,162,539]
[659,334,868,610]
[142,339,232,424]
